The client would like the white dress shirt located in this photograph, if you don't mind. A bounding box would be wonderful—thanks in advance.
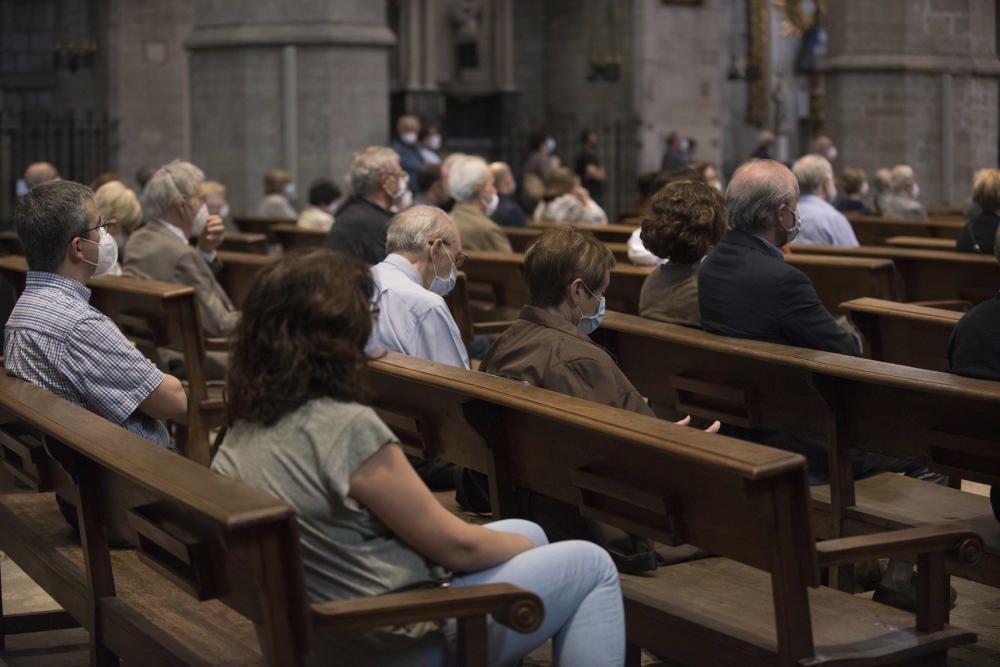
[627,227,667,266]
[368,254,470,369]
[794,194,859,247]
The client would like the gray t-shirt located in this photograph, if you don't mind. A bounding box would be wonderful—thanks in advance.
[212,399,448,664]
[212,398,442,602]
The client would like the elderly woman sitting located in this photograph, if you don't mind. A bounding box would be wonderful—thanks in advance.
[638,180,727,328]
[533,167,608,226]
[956,168,1000,254]
[93,180,143,274]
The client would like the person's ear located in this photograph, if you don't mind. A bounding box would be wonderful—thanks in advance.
[67,236,86,264]
[567,278,584,304]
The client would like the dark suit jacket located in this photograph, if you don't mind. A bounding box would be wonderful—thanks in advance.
[956,210,1000,254]
[325,195,393,266]
[698,229,859,356]
[490,194,527,228]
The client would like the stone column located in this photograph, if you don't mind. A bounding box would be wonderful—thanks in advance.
[185,1,395,216]
[823,0,1000,208]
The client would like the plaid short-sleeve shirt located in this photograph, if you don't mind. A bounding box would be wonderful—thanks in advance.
[4,272,171,448]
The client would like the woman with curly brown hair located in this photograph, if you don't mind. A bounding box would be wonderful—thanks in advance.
[212,249,625,666]
[638,180,727,327]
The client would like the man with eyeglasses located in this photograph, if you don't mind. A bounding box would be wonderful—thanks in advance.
[367,206,470,489]
[5,180,187,450]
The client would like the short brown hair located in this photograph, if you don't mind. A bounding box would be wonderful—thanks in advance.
[524,226,615,308]
[226,249,375,426]
[841,167,867,196]
[263,169,291,195]
[973,168,1000,211]
[640,180,727,263]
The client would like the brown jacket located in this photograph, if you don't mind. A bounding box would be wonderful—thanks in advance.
[479,305,653,416]
[451,203,513,253]
[638,261,701,328]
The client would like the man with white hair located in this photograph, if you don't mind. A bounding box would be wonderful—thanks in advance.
[124,160,237,338]
[790,154,859,247]
[448,155,512,252]
[326,146,408,265]
[368,205,469,369]
[880,164,927,221]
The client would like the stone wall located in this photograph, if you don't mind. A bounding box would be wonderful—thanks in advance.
[107,0,193,191]
[824,0,1000,207]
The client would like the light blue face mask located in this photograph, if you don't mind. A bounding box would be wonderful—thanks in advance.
[429,243,457,296]
[577,283,606,335]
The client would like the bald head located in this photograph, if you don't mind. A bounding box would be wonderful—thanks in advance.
[725,159,799,234]
[489,161,515,195]
[24,162,60,189]
[386,205,459,255]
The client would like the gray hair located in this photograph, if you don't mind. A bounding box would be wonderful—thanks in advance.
[16,180,93,273]
[890,164,916,192]
[350,147,399,196]
[386,205,457,253]
[143,160,205,221]
[448,156,489,203]
[792,154,832,196]
[725,160,798,234]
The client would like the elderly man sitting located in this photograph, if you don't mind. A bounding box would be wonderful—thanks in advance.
[790,154,859,247]
[368,205,469,369]
[326,146,408,265]
[124,160,237,340]
[448,155,512,253]
[880,164,928,221]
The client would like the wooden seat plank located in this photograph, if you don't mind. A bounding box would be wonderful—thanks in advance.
[884,236,958,251]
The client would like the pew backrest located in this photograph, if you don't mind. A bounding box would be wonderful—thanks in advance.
[528,221,636,244]
[884,236,957,251]
[785,254,899,315]
[842,297,961,371]
[216,250,275,309]
[0,374,310,665]
[232,215,296,237]
[845,214,965,245]
[219,232,269,255]
[272,223,327,252]
[790,244,1000,304]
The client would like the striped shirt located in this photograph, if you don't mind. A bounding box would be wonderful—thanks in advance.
[4,272,171,447]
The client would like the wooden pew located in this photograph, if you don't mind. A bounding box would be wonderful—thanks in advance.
[528,220,636,244]
[591,310,1000,587]
[219,231,268,254]
[0,255,223,465]
[363,352,981,666]
[842,298,961,372]
[232,215,296,237]
[0,230,22,256]
[462,251,899,318]
[272,223,327,252]
[215,250,274,309]
[790,244,1000,305]
[0,376,543,665]
[503,226,631,262]
[846,214,965,246]
[884,236,958,251]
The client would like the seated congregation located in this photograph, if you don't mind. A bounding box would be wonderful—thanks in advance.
[2,124,1000,666]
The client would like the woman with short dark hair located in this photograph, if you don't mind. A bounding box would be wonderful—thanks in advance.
[638,180,727,327]
[214,249,625,666]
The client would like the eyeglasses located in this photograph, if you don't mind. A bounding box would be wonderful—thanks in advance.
[82,216,116,235]
[441,240,466,269]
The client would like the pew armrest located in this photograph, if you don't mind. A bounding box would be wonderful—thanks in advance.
[816,524,984,568]
[310,583,543,635]
[203,337,231,352]
[473,320,515,334]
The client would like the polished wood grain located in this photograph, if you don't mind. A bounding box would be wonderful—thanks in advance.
[845,214,966,246]
[843,297,961,371]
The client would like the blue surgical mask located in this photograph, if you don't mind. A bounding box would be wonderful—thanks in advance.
[577,283,605,335]
[546,137,557,154]
[429,243,457,296]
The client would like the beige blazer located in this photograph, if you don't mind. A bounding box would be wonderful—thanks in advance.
[123,222,239,337]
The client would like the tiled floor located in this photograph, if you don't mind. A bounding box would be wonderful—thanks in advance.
[2,484,998,666]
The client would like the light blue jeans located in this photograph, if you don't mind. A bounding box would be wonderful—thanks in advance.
[440,519,625,667]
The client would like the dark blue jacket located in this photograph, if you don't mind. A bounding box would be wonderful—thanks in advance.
[698,229,859,356]
[391,140,424,192]
[490,194,527,228]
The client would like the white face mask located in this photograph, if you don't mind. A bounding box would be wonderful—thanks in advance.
[80,226,119,277]
[826,146,838,162]
[860,182,869,197]
[483,192,499,216]
[429,244,457,296]
[827,184,838,202]
[285,182,296,200]
[427,134,442,151]
[401,132,418,144]
[191,202,209,238]
[911,184,920,199]
[393,175,411,207]
[219,203,230,219]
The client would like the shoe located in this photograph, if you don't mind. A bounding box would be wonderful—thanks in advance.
[872,574,958,612]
